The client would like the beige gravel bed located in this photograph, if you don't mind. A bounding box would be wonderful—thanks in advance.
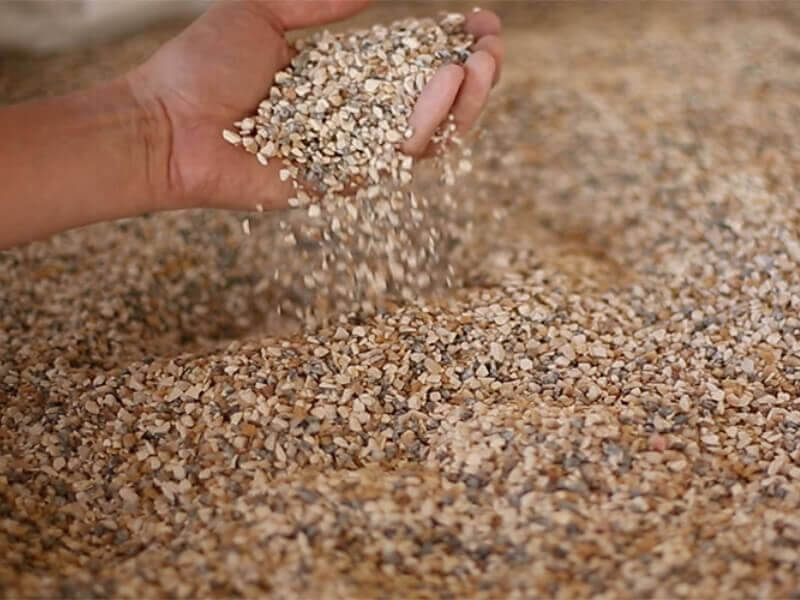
[2,2,800,598]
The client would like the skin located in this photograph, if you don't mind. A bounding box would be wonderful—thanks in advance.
[0,0,504,250]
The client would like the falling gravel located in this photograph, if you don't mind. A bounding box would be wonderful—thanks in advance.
[2,2,800,599]
[222,13,475,318]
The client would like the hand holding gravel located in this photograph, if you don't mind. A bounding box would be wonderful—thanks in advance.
[0,0,503,249]
[144,0,504,212]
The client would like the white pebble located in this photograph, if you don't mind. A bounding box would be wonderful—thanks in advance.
[222,129,241,145]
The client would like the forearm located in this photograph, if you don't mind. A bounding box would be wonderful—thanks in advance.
[0,75,170,250]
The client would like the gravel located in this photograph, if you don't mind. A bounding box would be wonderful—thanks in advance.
[222,13,474,315]
[2,2,800,598]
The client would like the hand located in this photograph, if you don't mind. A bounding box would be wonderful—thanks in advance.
[131,0,505,212]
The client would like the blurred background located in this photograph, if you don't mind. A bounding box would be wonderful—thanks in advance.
[2,1,797,104]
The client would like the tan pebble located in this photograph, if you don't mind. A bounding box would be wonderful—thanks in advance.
[489,342,505,362]
[119,487,139,504]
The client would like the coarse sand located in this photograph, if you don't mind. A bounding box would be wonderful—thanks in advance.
[1,2,800,598]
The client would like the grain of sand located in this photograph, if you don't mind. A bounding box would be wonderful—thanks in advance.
[2,2,800,598]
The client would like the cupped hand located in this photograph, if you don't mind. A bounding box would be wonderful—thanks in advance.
[131,0,504,212]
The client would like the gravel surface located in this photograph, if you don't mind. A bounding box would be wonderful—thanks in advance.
[2,2,800,598]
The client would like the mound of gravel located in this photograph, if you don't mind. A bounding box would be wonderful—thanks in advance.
[2,3,800,598]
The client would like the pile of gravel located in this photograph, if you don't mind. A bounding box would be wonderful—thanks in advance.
[2,3,800,598]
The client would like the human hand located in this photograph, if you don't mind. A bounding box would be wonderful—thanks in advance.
[130,0,505,212]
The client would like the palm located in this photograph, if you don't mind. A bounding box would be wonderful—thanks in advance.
[140,2,298,210]
[137,0,503,212]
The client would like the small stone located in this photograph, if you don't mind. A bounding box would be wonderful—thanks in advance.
[119,487,139,504]
[222,129,241,145]
[489,342,505,362]
[649,434,667,452]
[587,384,602,401]
[667,459,688,472]
[590,343,607,359]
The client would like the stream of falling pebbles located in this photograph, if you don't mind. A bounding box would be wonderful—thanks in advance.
[222,13,477,323]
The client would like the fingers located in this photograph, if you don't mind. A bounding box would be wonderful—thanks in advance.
[451,50,496,133]
[265,0,374,31]
[401,64,465,157]
[473,35,504,86]
[400,7,504,158]
[464,9,502,38]
[466,9,503,86]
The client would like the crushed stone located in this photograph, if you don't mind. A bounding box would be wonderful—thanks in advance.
[1,3,800,598]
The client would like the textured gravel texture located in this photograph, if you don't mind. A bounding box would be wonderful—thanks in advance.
[2,2,800,598]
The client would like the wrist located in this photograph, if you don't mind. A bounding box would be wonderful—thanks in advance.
[123,68,178,213]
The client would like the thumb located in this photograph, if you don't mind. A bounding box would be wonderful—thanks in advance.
[265,0,373,31]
